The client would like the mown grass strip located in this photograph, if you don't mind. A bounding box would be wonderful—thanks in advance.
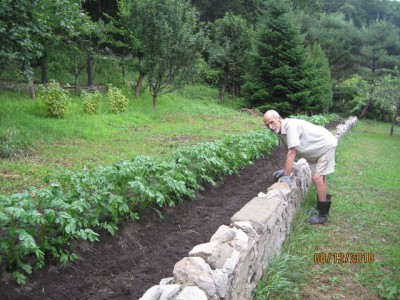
[0,86,260,195]
[254,120,400,300]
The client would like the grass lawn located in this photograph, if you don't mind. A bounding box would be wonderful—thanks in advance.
[254,120,400,300]
[0,85,261,195]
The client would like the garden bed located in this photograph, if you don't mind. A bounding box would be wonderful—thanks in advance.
[0,122,341,300]
[0,148,284,300]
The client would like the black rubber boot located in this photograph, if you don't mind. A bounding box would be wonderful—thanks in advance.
[309,200,331,225]
[309,194,331,216]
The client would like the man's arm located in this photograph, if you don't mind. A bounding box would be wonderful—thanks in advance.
[284,147,296,176]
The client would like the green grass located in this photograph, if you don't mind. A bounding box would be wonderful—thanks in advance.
[0,85,261,195]
[254,120,400,300]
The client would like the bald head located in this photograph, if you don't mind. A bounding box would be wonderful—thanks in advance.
[263,110,282,134]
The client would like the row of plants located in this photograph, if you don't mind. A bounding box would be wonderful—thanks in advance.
[0,129,279,284]
[39,81,129,118]
[0,113,341,284]
[288,114,341,126]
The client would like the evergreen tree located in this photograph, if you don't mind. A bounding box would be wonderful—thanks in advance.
[242,0,329,115]
[190,0,263,24]
[304,13,362,81]
[357,19,400,118]
[304,43,333,113]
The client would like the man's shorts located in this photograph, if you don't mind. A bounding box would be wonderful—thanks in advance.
[309,147,336,176]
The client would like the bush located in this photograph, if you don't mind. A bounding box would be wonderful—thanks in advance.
[82,91,102,114]
[107,84,129,113]
[38,81,70,118]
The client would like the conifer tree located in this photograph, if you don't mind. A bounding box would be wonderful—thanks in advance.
[304,43,333,113]
[242,0,329,115]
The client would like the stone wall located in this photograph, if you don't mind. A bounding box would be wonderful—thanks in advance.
[139,117,357,300]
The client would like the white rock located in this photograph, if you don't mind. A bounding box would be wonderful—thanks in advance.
[257,192,267,198]
[212,268,229,298]
[160,284,180,299]
[159,277,174,286]
[222,249,241,275]
[189,241,219,258]
[176,286,207,300]
[232,221,259,239]
[208,242,234,269]
[230,229,249,252]
[173,257,216,298]
[139,285,162,300]
[210,225,237,243]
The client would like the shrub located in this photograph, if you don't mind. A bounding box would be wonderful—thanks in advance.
[107,84,129,113]
[82,91,102,114]
[38,81,70,118]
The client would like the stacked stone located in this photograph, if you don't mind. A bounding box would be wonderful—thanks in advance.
[139,117,357,300]
[139,159,311,300]
[334,116,358,141]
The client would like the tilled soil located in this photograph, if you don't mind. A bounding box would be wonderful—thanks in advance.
[1,121,340,300]
[0,147,286,300]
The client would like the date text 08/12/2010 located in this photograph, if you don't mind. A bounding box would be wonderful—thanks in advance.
[314,253,375,264]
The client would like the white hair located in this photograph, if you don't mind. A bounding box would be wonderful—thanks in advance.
[264,110,281,118]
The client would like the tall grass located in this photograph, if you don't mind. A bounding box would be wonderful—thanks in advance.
[0,86,261,194]
[254,120,400,300]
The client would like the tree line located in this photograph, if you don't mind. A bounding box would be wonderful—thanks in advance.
[0,0,399,127]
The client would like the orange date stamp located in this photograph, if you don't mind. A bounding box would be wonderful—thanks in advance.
[314,252,375,264]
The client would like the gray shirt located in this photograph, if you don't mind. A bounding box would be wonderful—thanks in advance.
[279,118,337,162]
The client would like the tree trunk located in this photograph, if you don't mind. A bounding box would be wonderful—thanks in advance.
[41,61,47,84]
[74,57,79,92]
[121,53,126,79]
[231,74,236,98]
[152,94,157,111]
[219,69,228,101]
[28,77,35,100]
[87,55,93,87]
[390,106,399,136]
[359,101,371,119]
[135,58,144,97]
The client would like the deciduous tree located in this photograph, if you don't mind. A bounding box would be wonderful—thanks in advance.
[0,0,51,98]
[207,14,253,100]
[131,0,203,111]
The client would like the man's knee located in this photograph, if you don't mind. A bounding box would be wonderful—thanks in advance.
[312,174,325,185]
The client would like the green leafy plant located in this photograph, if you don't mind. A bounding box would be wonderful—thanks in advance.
[289,113,341,126]
[0,128,279,284]
[107,84,129,113]
[82,91,102,114]
[38,81,71,118]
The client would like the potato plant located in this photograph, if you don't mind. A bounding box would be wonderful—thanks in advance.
[0,128,280,284]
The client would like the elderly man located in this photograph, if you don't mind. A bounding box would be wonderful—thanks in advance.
[263,110,338,224]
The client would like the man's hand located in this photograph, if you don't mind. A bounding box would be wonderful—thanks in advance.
[279,175,291,186]
[273,169,285,180]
